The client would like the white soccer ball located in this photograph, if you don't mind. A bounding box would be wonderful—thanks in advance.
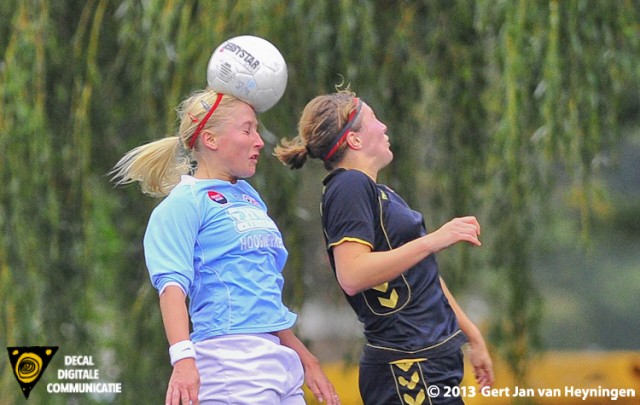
[207,35,288,113]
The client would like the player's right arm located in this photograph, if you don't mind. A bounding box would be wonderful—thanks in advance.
[160,285,200,405]
[333,216,482,296]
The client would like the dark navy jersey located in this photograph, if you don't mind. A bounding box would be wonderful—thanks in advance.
[321,169,463,363]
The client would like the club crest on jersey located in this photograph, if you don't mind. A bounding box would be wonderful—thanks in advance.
[207,190,228,204]
[242,194,260,206]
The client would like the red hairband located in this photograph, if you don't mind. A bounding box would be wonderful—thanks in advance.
[188,93,224,149]
[322,98,363,161]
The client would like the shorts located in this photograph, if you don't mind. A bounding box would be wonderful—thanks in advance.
[359,349,465,405]
[195,333,305,404]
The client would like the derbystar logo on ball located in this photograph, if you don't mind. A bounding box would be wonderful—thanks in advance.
[218,41,261,72]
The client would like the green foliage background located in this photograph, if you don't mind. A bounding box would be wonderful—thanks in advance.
[1,1,639,403]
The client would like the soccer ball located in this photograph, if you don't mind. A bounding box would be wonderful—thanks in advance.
[207,35,288,113]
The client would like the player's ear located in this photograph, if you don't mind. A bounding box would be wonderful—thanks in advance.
[346,132,362,150]
[201,131,218,150]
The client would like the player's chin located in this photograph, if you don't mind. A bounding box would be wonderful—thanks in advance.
[242,164,258,178]
[385,150,394,164]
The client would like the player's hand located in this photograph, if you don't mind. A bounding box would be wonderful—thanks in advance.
[427,216,482,253]
[304,358,340,404]
[468,341,494,388]
[166,358,200,405]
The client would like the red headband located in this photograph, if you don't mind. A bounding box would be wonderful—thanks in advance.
[322,98,363,161]
[188,93,224,149]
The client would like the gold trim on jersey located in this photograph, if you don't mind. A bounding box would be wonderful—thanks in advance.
[327,236,374,250]
[360,192,412,315]
[366,329,464,354]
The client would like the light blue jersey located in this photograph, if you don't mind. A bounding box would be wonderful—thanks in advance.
[144,175,296,342]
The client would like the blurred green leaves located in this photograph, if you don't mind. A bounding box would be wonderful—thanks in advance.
[1,1,639,402]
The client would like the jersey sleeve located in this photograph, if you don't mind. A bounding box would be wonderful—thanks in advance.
[322,170,378,250]
[143,192,200,294]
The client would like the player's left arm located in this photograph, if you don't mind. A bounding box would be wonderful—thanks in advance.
[439,277,495,388]
[277,329,340,404]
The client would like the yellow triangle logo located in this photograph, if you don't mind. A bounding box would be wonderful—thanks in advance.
[7,346,58,399]
[398,371,420,390]
[393,360,415,372]
[404,389,426,405]
[378,288,399,308]
[372,282,389,293]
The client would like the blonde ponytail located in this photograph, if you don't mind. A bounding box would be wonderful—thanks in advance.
[110,136,190,198]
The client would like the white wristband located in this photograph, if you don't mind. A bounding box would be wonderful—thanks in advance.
[169,340,196,366]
